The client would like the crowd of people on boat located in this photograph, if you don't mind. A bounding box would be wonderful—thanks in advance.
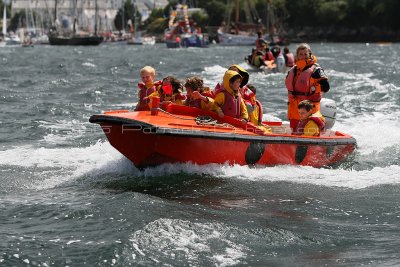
[245,31,295,73]
[134,42,329,137]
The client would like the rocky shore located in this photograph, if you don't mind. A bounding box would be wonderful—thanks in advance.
[284,26,400,43]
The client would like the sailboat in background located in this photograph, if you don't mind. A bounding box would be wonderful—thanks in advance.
[1,0,21,46]
[127,2,155,46]
[217,0,288,46]
[164,4,208,48]
[217,0,264,46]
[48,0,103,46]
[1,3,6,47]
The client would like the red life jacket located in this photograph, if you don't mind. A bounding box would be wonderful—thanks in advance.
[136,81,161,110]
[174,93,187,101]
[293,116,325,136]
[212,83,224,98]
[220,90,242,118]
[255,38,265,49]
[284,52,295,67]
[185,98,202,109]
[285,65,321,102]
[265,51,274,61]
[202,90,213,98]
[255,100,263,125]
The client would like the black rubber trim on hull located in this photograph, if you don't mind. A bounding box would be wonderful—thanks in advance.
[89,115,357,146]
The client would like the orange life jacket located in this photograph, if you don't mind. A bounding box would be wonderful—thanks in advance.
[285,65,321,102]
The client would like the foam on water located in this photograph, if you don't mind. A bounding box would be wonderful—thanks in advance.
[329,70,399,110]
[126,217,319,265]
[37,119,92,145]
[0,141,128,190]
[1,56,399,191]
[128,218,247,266]
[1,120,399,190]
[202,65,227,85]
[82,62,97,68]
[336,111,400,156]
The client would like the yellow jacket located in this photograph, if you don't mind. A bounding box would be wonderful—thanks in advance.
[213,70,249,120]
[301,111,326,136]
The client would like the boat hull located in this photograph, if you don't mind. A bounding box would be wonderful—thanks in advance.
[217,31,288,46]
[165,37,208,48]
[217,31,260,46]
[48,35,103,46]
[90,107,356,168]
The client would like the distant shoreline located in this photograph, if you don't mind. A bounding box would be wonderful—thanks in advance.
[286,26,400,43]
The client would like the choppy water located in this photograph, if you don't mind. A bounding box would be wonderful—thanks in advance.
[1,42,400,266]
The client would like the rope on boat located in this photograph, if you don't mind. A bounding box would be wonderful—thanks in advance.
[155,108,235,128]
[155,108,197,120]
[195,116,235,128]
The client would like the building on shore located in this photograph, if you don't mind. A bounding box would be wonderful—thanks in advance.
[10,0,168,33]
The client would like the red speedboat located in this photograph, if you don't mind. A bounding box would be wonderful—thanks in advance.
[89,104,356,169]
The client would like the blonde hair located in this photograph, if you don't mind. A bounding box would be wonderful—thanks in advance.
[296,43,312,58]
[140,66,156,77]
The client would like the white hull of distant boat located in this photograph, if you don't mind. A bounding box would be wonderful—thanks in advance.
[217,31,269,46]
[128,36,156,45]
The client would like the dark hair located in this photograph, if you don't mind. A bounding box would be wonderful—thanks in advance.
[283,47,289,54]
[247,84,256,94]
[162,76,183,94]
[229,74,242,84]
[271,45,281,57]
[184,76,204,93]
[298,100,314,111]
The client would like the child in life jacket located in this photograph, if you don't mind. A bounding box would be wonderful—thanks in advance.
[147,76,186,109]
[285,43,330,130]
[226,65,263,121]
[184,76,214,111]
[213,70,249,123]
[243,84,271,133]
[293,100,325,136]
[243,84,263,126]
[135,66,162,111]
[213,64,250,98]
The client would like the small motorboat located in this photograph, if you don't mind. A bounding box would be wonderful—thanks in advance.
[89,103,356,169]
[164,4,209,48]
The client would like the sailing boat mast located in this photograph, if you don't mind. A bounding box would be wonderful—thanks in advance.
[73,0,77,34]
[53,0,57,26]
[94,0,98,35]
[133,0,138,37]
[235,0,239,25]
[2,4,7,37]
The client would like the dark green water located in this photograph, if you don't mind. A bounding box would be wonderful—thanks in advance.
[1,43,399,266]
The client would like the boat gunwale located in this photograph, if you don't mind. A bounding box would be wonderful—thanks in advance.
[89,114,357,146]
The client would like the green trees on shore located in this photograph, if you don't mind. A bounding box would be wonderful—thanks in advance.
[3,0,400,41]
[140,0,400,39]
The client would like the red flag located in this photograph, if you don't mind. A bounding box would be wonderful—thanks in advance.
[162,84,173,95]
